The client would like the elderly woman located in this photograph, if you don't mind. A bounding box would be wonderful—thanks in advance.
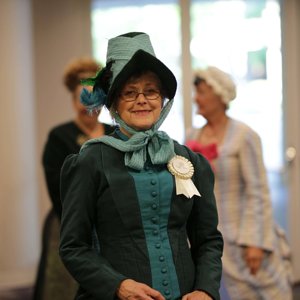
[59,33,223,300]
[186,66,293,300]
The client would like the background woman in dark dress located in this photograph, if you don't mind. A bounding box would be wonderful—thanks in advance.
[33,57,115,300]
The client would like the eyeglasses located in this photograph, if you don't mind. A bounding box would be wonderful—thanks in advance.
[120,89,161,102]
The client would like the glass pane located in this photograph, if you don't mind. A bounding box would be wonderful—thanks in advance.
[91,0,184,142]
[190,0,286,229]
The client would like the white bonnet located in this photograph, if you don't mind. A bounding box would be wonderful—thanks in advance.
[194,66,236,104]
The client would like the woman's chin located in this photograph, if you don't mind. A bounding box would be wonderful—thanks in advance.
[136,127,152,132]
[133,124,153,131]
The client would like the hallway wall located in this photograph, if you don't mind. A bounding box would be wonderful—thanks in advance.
[0,0,39,288]
[281,0,300,281]
[32,0,93,226]
[0,0,92,289]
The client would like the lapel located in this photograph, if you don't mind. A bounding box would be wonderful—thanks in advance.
[101,144,149,259]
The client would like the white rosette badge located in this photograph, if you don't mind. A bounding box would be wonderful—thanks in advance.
[167,155,201,198]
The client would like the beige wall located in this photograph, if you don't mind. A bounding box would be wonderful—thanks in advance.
[0,0,92,289]
[32,0,93,223]
[0,0,39,288]
[281,0,300,281]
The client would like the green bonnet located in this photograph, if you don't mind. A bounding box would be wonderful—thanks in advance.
[80,32,178,171]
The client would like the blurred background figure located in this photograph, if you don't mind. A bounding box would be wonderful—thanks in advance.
[33,57,115,300]
[186,66,293,300]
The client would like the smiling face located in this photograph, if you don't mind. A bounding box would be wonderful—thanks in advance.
[115,71,163,135]
[194,81,226,120]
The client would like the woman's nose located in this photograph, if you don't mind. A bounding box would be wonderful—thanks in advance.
[194,95,200,103]
[135,93,147,103]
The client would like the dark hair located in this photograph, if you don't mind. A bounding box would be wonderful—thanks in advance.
[193,76,205,87]
[63,57,101,93]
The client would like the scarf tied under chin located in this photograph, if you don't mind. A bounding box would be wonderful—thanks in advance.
[80,100,175,170]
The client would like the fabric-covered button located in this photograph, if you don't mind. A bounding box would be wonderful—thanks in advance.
[162,280,168,286]
[151,179,157,185]
[161,267,167,273]
[153,229,159,235]
[155,242,161,249]
[159,255,165,262]
[152,203,157,209]
[164,289,170,295]
[151,191,157,197]
[151,217,157,223]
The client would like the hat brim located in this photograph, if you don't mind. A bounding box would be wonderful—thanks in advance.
[107,50,177,108]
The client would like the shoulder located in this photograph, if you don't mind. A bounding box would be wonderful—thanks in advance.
[174,141,213,173]
[79,142,106,160]
[47,121,78,139]
[62,141,121,181]
[173,142,215,195]
[230,119,261,142]
[231,119,256,134]
[174,140,204,160]
[49,121,76,133]
[62,143,103,175]
[78,140,122,165]
[185,127,199,141]
[103,123,117,135]
[43,121,80,155]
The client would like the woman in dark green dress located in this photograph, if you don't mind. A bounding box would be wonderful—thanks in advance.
[60,33,223,300]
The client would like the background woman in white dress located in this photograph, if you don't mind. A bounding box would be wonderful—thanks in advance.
[186,66,293,300]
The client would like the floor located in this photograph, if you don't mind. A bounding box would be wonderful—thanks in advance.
[0,286,33,300]
[0,283,299,300]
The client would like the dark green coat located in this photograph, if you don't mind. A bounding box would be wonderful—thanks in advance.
[59,140,223,300]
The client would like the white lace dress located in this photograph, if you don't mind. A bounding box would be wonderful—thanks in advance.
[187,118,293,300]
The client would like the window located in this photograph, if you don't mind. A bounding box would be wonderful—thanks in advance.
[92,0,184,142]
[191,0,282,172]
[92,1,282,170]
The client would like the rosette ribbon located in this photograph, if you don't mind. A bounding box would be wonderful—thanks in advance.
[167,155,201,198]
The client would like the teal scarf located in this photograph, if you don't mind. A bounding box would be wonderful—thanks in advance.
[80,100,175,170]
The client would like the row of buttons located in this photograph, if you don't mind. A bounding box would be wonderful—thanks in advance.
[148,174,172,299]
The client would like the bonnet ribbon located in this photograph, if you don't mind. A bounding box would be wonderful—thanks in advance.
[80,100,175,170]
[80,100,200,198]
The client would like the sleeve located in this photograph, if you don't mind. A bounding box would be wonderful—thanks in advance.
[42,130,69,217]
[59,148,127,299]
[186,149,223,300]
[236,128,274,251]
